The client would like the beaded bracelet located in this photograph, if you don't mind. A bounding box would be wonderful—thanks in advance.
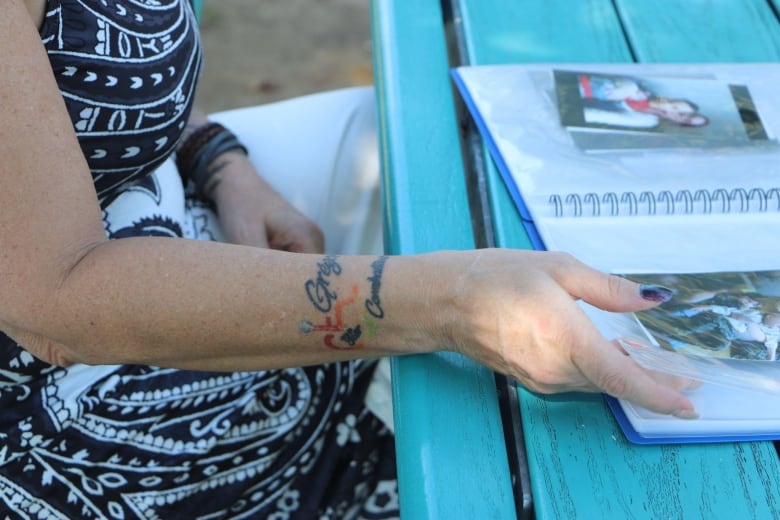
[176,122,223,181]
[176,122,248,197]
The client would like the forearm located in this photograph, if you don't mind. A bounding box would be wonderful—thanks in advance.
[14,238,442,370]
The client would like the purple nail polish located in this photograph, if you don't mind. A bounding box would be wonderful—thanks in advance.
[640,284,673,303]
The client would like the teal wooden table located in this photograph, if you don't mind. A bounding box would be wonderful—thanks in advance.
[372,1,780,519]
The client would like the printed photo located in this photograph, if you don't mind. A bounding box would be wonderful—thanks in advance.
[627,270,780,362]
[553,69,771,151]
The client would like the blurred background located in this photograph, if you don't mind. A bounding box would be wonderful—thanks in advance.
[194,0,374,113]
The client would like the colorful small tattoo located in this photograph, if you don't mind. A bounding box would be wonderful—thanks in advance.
[301,256,388,350]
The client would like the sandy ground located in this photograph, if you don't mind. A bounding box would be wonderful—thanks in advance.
[194,0,373,114]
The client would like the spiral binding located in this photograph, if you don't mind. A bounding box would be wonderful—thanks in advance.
[549,187,780,217]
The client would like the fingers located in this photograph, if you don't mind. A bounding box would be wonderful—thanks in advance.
[645,367,703,393]
[543,255,695,416]
[573,333,698,418]
[291,222,324,253]
[551,254,673,313]
[609,339,702,392]
[268,217,324,253]
[276,235,322,254]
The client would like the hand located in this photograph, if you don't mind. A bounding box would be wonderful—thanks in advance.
[438,249,697,418]
[210,152,324,253]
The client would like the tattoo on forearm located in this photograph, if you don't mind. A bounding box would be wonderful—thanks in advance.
[365,256,386,319]
[300,255,388,350]
[304,256,342,312]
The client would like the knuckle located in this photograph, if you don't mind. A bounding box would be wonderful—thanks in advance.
[606,273,628,299]
[545,251,584,282]
[548,251,577,270]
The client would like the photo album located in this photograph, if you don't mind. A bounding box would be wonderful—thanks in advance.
[451,63,780,444]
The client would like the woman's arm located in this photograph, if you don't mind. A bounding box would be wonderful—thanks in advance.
[0,1,420,372]
[0,0,695,418]
[178,108,324,252]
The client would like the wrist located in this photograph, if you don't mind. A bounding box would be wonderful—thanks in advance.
[379,253,456,355]
[175,122,248,199]
[416,250,489,358]
[200,150,254,201]
[207,159,282,213]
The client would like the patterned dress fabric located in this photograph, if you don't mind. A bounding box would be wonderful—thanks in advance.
[0,1,398,518]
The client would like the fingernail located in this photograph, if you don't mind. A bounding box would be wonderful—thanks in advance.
[672,408,699,420]
[683,379,704,391]
[639,284,673,303]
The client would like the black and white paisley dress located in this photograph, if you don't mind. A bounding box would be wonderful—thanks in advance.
[0,1,398,518]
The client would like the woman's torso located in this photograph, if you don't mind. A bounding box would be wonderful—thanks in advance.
[34,0,201,206]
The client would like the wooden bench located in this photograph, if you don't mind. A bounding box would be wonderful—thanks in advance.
[371,1,518,518]
[371,0,780,518]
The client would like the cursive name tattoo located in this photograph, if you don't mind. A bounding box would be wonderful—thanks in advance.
[304,256,342,313]
[300,257,388,351]
[365,256,387,319]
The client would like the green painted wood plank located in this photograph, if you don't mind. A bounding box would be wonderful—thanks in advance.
[454,0,780,518]
[370,1,516,517]
[520,391,780,519]
[616,0,780,62]
[191,0,202,22]
[456,0,634,64]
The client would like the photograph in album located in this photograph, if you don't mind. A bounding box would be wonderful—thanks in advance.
[630,270,780,362]
[606,269,780,398]
[552,69,772,152]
